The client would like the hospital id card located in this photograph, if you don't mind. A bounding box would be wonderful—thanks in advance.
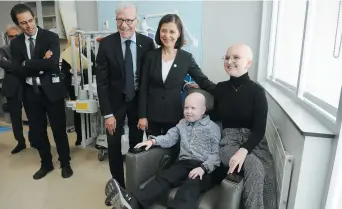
[52,74,60,83]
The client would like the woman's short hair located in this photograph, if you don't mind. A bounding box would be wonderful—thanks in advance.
[155,14,184,49]
[10,4,35,25]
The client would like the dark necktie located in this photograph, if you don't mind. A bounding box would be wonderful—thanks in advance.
[124,40,135,102]
[28,37,39,94]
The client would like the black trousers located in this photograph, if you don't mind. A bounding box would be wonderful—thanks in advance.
[25,85,71,168]
[6,96,33,145]
[133,159,214,209]
[147,120,177,136]
[106,94,143,188]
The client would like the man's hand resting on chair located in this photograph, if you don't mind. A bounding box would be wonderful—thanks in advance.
[134,138,156,150]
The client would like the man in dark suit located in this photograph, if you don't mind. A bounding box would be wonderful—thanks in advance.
[0,25,36,154]
[96,2,154,198]
[10,4,72,179]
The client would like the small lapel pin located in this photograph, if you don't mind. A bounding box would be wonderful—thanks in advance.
[139,44,142,48]
[174,64,177,67]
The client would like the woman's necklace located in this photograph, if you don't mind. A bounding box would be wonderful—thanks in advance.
[231,84,243,92]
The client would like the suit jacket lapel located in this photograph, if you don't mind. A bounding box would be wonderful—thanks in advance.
[136,33,143,78]
[19,34,29,60]
[155,48,163,83]
[113,33,124,74]
[32,28,43,59]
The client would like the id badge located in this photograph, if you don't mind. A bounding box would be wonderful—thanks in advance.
[52,74,60,83]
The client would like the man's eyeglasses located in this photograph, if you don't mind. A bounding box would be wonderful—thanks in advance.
[222,55,242,63]
[7,35,18,39]
[116,18,136,25]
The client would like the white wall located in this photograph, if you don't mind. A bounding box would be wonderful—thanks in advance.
[202,1,263,83]
[0,1,17,33]
[267,93,305,209]
[75,1,98,31]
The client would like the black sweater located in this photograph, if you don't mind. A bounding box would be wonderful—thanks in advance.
[212,73,268,153]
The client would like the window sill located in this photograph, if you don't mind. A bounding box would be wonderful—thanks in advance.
[259,80,335,139]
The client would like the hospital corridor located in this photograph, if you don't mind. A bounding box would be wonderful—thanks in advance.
[1,1,342,209]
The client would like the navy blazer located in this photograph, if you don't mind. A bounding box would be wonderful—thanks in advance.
[96,32,155,116]
[10,27,66,102]
[138,48,216,123]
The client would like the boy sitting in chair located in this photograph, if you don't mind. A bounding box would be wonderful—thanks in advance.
[106,92,221,209]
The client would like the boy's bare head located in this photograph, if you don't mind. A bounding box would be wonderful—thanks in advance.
[184,92,206,122]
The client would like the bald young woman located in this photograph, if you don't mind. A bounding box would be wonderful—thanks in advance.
[212,44,277,209]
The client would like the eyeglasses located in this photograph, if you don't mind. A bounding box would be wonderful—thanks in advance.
[222,55,242,63]
[116,18,137,25]
[7,35,18,38]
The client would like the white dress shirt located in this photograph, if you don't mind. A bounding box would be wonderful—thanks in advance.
[24,29,42,85]
[161,59,174,82]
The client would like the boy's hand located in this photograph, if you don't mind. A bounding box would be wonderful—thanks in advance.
[188,167,205,180]
[134,139,154,150]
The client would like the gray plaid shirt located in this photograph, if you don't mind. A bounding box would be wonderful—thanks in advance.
[152,115,221,173]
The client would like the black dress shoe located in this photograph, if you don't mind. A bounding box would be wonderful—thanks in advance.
[105,196,112,206]
[61,165,73,178]
[11,144,26,154]
[33,166,54,180]
[30,143,38,149]
[75,140,81,146]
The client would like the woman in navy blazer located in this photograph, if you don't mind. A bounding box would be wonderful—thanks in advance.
[138,14,215,137]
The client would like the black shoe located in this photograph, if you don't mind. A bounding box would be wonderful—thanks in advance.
[30,143,38,149]
[11,143,26,154]
[61,165,73,178]
[75,140,81,146]
[33,166,54,180]
[106,179,136,209]
[105,196,112,206]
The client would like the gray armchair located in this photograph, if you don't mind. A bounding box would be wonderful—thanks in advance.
[125,89,244,209]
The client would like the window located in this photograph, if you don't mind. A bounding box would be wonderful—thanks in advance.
[302,0,342,114]
[267,0,342,120]
[272,0,307,88]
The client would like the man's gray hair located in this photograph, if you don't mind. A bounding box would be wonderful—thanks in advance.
[115,2,138,17]
[6,24,21,33]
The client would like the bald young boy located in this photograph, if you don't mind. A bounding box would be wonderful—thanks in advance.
[105,92,221,209]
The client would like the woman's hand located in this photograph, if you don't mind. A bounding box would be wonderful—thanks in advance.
[137,118,148,131]
[43,50,53,59]
[228,148,248,174]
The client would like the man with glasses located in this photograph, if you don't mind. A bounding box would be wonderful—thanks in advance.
[0,24,36,154]
[96,2,154,205]
[9,4,72,180]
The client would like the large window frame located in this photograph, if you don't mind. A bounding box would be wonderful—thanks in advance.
[259,0,342,133]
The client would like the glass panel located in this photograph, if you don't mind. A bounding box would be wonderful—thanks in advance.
[303,0,342,109]
[272,0,307,88]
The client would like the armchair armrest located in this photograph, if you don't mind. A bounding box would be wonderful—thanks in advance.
[217,174,244,209]
[125,147,173,193]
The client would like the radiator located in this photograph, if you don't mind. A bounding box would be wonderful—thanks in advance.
[265,114,294,209]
